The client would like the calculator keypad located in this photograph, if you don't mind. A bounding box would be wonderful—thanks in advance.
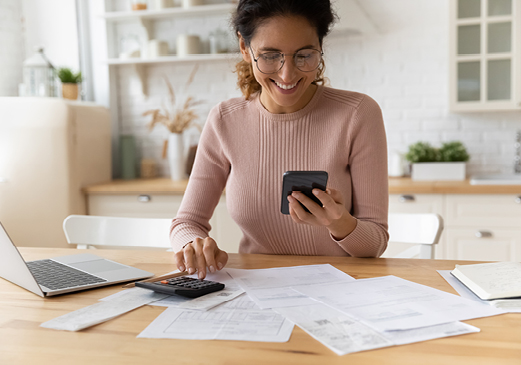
[135,276,225,298]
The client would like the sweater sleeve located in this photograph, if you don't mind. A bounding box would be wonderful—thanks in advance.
[332,95,389,257]
[170,104,230,252]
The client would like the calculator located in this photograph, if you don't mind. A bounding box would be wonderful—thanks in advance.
[135,276,225,298]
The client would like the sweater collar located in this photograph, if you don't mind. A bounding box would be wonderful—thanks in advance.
[253,85,324,121]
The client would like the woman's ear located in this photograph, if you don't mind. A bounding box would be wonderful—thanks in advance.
[238,33,251,63]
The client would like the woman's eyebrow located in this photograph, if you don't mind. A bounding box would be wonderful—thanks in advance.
[258,45,318,53]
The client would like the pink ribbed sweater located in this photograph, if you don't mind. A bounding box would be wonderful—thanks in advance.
[170,85,389,257]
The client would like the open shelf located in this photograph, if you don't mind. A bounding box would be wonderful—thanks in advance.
[106,53,239,65]
[100,3,236,21]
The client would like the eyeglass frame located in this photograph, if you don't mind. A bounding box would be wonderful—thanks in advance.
[248,46,324,74]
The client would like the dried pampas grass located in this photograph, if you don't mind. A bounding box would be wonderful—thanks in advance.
[144,64,203,134]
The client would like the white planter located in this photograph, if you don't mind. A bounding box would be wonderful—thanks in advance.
[168,133,186,181]
[411,162,466,181]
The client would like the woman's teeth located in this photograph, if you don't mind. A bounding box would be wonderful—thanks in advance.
[274,80,298,90]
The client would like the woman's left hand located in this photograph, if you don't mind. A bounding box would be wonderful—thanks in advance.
[287,188,357,240]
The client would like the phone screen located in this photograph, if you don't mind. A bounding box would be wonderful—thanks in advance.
[281,171,328,215]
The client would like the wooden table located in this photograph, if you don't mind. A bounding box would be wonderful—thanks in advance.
[1,248,520,365]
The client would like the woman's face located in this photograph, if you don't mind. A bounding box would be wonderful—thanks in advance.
[240,16,321,114]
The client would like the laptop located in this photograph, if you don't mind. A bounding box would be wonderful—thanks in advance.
[0,222,154,297]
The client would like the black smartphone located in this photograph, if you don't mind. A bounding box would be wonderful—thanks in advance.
[281,171,328,215]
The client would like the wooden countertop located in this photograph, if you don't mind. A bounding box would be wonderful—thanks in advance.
[83,177,521,195]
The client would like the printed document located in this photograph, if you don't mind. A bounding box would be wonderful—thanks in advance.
[295,275,503,331]
[226,264,355,309]
[138,294,294,342]
[275,303,479,356]
[41,288,168,331]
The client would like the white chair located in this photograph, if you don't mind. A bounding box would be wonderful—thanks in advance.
[387,213,444,259]
[63,215,173,250]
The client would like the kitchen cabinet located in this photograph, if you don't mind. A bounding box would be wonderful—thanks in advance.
[449,0,521,111]
[387,192,521,261]
[87,192,243,253]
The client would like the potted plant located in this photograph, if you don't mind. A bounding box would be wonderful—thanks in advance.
[56,67,82,100]
[143,65,202,181]
[405,141,470,181]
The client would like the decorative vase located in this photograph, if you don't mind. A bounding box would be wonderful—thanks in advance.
[62,83,79,100]
[168,133,186,181]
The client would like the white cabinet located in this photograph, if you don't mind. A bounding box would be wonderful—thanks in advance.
[388,192,521,261]
[444,194,521,261]
[87,193,242,253]
[449,0,521,111]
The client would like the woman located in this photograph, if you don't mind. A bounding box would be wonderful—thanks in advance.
[171,0,389,279]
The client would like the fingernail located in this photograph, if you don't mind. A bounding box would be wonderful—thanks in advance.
[217,262,223,270]
[179,265,185,272]
[198,271,205,279]
[287,195,294,202]
[209,265,215,273]
[188,267,194,275]
[313,189,319,196]
[292,192,300,199]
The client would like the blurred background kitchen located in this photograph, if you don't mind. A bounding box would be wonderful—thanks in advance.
[1,0,520,261]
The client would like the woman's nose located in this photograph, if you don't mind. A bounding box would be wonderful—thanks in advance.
[278,56,298,82]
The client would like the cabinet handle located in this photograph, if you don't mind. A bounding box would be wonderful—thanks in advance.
[475,230,493,238]
[515,196,521,204]
[137,195,151,202]
[398,194,416,203]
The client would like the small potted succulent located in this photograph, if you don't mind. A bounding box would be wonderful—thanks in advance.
[56,67,82,100]
[405,141,470,181]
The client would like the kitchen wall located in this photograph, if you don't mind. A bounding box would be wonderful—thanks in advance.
[113,0,521,177]
[0,0,23,96]
[0,0,79,97]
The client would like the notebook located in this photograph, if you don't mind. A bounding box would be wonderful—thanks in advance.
[0,222,154,297]
[450,261,521,300]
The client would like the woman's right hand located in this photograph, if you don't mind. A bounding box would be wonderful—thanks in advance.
[174,237,228,279]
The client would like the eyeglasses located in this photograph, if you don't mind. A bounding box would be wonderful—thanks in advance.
[249,46,323,74]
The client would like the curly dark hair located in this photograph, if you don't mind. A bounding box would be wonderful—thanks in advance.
[231,0,337,99]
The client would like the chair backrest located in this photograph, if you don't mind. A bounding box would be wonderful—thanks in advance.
[63,215,173,249]
[388,213,444,259]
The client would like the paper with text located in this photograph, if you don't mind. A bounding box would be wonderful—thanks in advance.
[295,275,503,331]
[41,288,168,331]
[226,264,355,309]
[275,303,480,355]
[137,294,294,342]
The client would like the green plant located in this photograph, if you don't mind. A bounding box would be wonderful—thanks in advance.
[439,141,470,162]
[405,142,439,163]
[405,141,470,163]
[56,67,82,83]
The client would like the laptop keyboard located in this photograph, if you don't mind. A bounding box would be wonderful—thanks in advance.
[27,259,107,291]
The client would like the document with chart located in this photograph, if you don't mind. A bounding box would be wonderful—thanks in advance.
[137,294,294,342]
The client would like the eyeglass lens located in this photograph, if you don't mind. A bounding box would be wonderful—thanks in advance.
[256,49,322,73]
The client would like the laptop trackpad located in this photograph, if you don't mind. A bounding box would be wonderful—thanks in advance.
[69,259,128,273]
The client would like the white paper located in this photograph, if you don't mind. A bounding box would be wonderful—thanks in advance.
[295,275,503,332]
[275,303,479,356]
[438,270,521,313]
[226,264,355,309]
[41,288,168,331]
[138,294,294,342]
[275,303,392,355]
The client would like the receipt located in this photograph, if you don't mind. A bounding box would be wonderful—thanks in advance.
[41,288,168,331]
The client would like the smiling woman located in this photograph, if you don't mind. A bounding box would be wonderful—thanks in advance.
[170,0,390,279]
